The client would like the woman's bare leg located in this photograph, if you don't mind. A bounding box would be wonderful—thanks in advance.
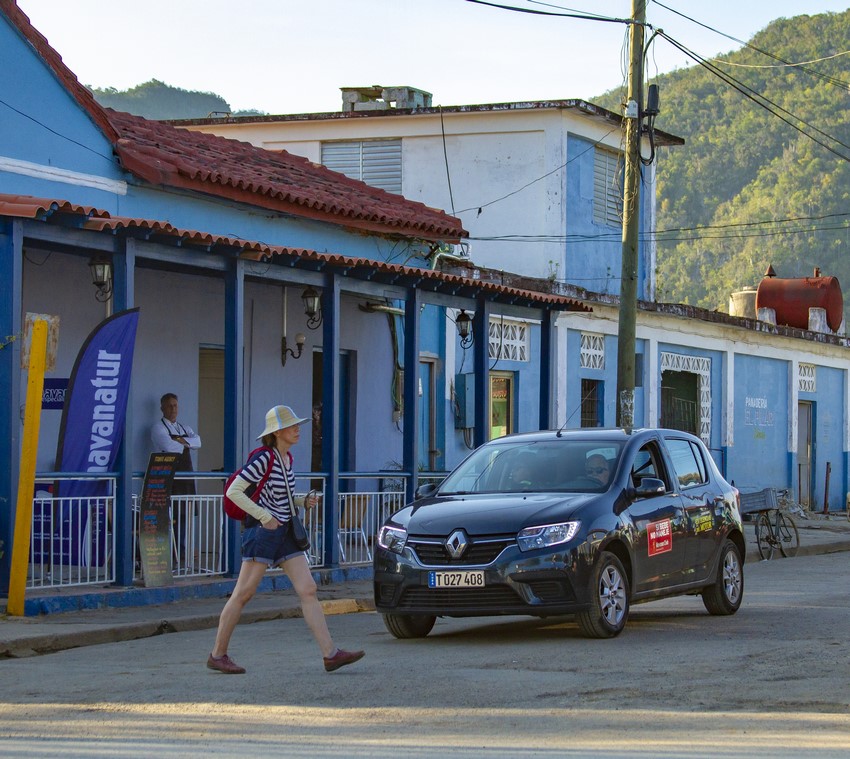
[283,554,334,657]
[211,560,267,657]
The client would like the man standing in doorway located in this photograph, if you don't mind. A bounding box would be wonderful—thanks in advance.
[151,393,202,567]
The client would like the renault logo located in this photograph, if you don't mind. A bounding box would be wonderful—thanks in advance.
[445,529,468,559]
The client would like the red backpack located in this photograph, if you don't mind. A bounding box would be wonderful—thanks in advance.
[223,446,279,520]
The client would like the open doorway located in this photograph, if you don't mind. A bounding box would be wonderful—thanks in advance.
[311,349,353,474]
[198,346,224,488]
[660,370,698,435]
[797,401,813,507]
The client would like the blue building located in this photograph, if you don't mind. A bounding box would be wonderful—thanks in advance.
[0,0,586,603]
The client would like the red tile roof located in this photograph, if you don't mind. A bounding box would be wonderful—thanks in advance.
[107,110,465,241]
[1,1,466,243]
[0,192,587,312]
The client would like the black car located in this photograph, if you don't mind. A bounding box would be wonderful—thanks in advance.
[374,428,744,639]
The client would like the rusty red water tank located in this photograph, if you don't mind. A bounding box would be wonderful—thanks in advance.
[756,274,843,332]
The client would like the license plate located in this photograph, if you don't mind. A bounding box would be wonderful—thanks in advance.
[428,570,485,588]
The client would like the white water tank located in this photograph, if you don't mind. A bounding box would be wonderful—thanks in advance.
[729,286,757,318]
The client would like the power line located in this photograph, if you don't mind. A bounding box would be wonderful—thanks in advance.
[650,0,850,90]
[454,127,620,216]
[656,30,850,163]
[465,0,633,25]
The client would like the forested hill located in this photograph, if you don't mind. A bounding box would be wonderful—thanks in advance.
[89,80,264,120]
[597,9,850,314]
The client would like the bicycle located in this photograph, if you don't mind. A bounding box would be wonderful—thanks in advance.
[754,493,800,560]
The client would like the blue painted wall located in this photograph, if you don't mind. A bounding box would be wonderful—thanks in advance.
[563,134,652,299]
[0,15,429,265]
[800,365,845,511]
[729,354,790,492]
[564,328,618,429]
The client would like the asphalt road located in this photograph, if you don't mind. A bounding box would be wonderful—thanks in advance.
[1,553,849,758]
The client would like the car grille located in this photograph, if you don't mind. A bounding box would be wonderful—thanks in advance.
[409,538,513,566]
[398,586,523,609]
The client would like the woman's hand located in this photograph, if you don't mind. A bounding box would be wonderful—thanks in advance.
[304,490,320,510]
[261,516,281,530]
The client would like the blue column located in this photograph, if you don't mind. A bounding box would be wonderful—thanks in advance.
[112,238,136,585]
[223,256,244,576]
[403,287,422,501]
[0,220,23,594]
[539,309,553,431]
[473,298,491,449]
[321,274,341,567]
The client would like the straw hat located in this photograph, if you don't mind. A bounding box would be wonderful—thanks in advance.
[257,405,308,439]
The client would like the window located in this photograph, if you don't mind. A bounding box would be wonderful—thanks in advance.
[489,372,514,440]
[798,363,816,393]
[580,332,605,369]
[593,147,623,227]
[489,318,529,361]
[666,438,708,489]
[581,379,602,428]
[630,443,669,491]
[321,139,402,194]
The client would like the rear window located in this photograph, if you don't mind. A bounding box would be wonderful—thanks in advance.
[666,438,708,488]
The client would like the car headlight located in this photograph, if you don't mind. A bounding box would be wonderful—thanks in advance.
[377,525,408,554]
[517,521,580,552]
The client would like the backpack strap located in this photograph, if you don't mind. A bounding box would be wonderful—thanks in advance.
[253,446,275,500]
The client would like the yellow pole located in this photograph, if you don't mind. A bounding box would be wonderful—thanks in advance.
[6,319,48,616]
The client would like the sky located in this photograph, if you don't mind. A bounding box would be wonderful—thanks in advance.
[15,0,850,115]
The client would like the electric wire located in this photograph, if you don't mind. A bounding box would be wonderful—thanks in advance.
[656,30,850,163]
[439,106,457,216]
[465,0,634,25]
[454,127,619,215]
[650,0,850,90]
[0,96,116,163]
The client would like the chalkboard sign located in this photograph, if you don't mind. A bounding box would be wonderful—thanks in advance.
[138,452,180,587]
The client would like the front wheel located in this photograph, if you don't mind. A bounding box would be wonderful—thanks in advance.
[777,514,800,558]
[576,551,629,638]
[382,613,436,639]
[702,539,744,615]
[755,512,774,560]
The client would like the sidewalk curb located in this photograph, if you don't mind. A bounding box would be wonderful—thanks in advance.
[0,595,377,659]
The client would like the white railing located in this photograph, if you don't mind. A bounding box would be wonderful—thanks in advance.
[336,478,406,565]
[27,472,430,589]
[131,473,231,582]
[28,477,116,589]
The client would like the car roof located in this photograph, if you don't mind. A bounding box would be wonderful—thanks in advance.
[488,428,701,445]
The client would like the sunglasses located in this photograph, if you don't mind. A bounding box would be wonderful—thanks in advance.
[586,466,607,475]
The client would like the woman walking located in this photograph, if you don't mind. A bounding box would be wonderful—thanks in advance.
[207,405,365,674]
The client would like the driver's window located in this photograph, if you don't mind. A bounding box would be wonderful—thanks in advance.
[631,444,666,491]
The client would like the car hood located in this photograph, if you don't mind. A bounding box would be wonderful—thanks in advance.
[396,492,596,536]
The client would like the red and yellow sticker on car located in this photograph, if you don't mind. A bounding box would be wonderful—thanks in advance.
[648,518,672,556]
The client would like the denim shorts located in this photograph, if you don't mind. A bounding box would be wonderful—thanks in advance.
[241,522,304,567]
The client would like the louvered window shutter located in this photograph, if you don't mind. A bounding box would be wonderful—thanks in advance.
[593,147,623,227]
[322,140,402,194]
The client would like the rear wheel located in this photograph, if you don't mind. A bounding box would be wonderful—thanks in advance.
[777,514,800,558]
[576,551,629,638]
[755,512,774,560]
[702,539,744,615]
[382,613,436,639]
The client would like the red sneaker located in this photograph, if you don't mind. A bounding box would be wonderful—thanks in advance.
[323,648,365,672]
[207,653,246,674]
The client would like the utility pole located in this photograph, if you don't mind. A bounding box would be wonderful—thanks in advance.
[616,0,646,430]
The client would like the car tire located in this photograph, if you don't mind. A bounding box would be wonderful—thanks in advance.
[382,613,437,639]
[576,551,630,638]
[702,539,744,615]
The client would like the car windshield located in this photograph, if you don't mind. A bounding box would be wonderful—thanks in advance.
[438,439,622,494]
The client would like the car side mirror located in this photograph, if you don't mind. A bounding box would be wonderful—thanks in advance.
[415,482,438,500]
[634,477,666,498]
